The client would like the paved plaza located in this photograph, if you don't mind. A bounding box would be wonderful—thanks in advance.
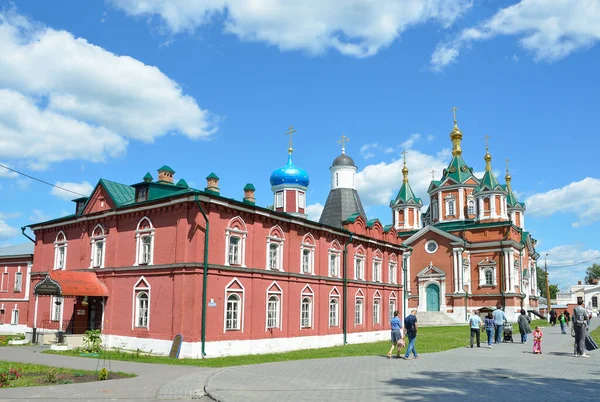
[0,320,598,401]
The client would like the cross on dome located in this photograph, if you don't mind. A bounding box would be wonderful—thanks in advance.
[338,134,349,154]
[285,125,297,153]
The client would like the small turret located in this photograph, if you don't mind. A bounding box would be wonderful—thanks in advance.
[157,165,175,184]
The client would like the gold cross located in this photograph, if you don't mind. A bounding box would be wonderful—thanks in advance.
[402,150,408,166]
[430,169,435,180]
[285,125,296,151]
[451,106,459,123]
[505,158,510,173]
[338,134,349,153]
[484,134,490,149]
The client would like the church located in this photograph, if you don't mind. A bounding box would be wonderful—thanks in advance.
[392,111,539,322]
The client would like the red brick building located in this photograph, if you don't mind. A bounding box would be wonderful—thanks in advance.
[25,147,407,357]
[0,243,33,333]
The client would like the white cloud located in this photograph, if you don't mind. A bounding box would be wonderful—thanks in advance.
[0,219,18,240]
[400,133,421,150]
[360,143,378,160]
[110,0,473,58]
[0,211,20,220]
[384,147,394,154]
[512,54,519,62]
[427,134,435,142]
[356,149,449,206]
[29,209,50,223]
[51,181,94,201]
[525,177,600,227]
[0,9,216,169]
[306,203,324,222]
[539,244,600,288]
[0,162,18,178]
[431,0,600,70]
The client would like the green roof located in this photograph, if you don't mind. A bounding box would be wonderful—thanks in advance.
[383,224,393,233]
[345,213,362,223]
[206,172,219,180]
[392,181,422,205]
[158,165,175,173]
[442,155,476,184]
[366,219,380,228]
[474,169,504,194]
[243,183,256,191]
[503,185,525,209]
[72,196,88,202]
[143,172,153,181]
[176,179,189,188]
[99,179,135,207]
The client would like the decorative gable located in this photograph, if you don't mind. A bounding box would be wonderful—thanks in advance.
[83,186,116,215]
[417,262,446,279]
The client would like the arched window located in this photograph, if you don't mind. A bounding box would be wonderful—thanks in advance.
[54,231,68,270]
[445,196,456,216]
[485,269,494,285]
[90,224,106,268]
[432,200,439,220]
[300,234,315,275]
[478,260,497,287]
[389,294,397,323]
[266,226,284,271]
[225,294,241,330]
[267,295,280,329]
[301,297,312,328]
[389,255,397,284]
[467,199,475,215]
[135,217,154,266]
[372,250,382,282]
[226,217,247,267]
[373,293,381,325]
[329,240,341,277]
[136,292,149,328]
[354,246,365,280]
[329,298,339,327]
[354,299,363,325]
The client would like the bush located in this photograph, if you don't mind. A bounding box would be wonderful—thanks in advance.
[0,367,22,387]
[82,330,102,353]
[98,368,109,381]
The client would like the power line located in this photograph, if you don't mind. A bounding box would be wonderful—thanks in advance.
[545,254,600,269]
[0,163,88,197]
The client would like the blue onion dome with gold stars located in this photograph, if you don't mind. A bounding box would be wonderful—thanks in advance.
[270,152,310,187]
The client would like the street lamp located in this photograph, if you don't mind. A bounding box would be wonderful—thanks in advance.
[545,253,551,320]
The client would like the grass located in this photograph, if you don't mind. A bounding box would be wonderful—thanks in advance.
[590,325,600,344]
[0,361,135,388]
[44,325,480,368]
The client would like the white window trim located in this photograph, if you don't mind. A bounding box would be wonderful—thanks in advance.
[275,191,283,208]
[225,228,247,267]
[425,240,438,254]
[14,270,23,293]
[134,217,155,266]
[373,292,381,325]
[132,276,151,330]
[50,296,63,322]
[478,264,497,287]
[432,200,439,220]
[0,270,7,292]
[266,231,285,271]
[300,285,314,329]
[467,197,475,215]
[300,243,315,275]
[388,260,397,284]
[329,287,340,328]
[265,281,283,330]
[90,224,107,269]
[328,248,341,278]
[54,231,68,270]
[354,250,365,280]
[372,255,382,282]
[298,192,305,210]
[389,294,397,323]
[354,294,364,326]
[445,195,456,217]
[11,308,19,325]
[223,277,245,332]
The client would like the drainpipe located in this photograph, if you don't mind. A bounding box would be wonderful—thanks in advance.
[519,248,525,310]
[21,227,35,243]
[499,225,510,310]
[403,246,412,319]
[342,232,353,345]
[194,193,209,357]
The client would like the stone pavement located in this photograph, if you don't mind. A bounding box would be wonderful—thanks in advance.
[205,319,600,402]
[0,345,216,401]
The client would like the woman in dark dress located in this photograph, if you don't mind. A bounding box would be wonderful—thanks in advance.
[517,309,532,343]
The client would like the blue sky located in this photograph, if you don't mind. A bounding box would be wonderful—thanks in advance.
[1,0,599,288]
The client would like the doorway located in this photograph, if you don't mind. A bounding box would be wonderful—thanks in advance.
[426,284,440,311]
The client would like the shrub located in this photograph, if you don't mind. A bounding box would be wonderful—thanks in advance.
[98,368,109,381]
[0,367,22,387]
[82,330,102,353]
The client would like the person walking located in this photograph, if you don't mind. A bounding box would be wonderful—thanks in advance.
[387,310,405,358]
[492,306,506,344]
[484,312,495,348]
[517,309,532,344]
[403,309,418,360]
[469,310,482,348]
[559,312,567,334]
[573,299,590,358]
[549,309,556,326]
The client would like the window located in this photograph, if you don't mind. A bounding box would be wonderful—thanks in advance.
[478,261,497,286]
[229,236,241,265]
[298,192,305,209]
[90,224,106,268]
[354,249,365,280]
[467,199,475,215]
[76,201,85,215]
[301,297,312,328]
[51,296,61,321]
[592,296,598,308]
[329,253,339,277]
[389,262,397,284]
[135,217,154,266]
[485,269,493,285]
[136,292,149,328]
[329,298,339,327]
[425,240,438,254]
[335,172,339,186]
[14,272,22,293]
[389,298,397,323]
[373,260,382,282]
[267,295,280,329]
[11,309,19,325]
[432,200,438,220]
[275,191,283,208]
[266,226,284,271]
[373,297,381,325]
[135,187,148,202]
[302,249,311,273]
[268,244,279,270]
[354,299,363,325]
[225,294,241,330]
[0,272,7,292]
[54,231,67,270]
[445,196,456,216]
[300,235,315,274]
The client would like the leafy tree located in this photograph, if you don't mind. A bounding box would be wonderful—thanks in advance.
[536,268,559,299]
[584,263,600,284]
[549,284,559,300]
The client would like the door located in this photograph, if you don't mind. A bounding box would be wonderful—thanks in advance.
[426,284,440,311]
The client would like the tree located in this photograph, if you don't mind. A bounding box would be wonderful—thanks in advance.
[536,268,559,299]
[549,284,559,300]
[584,263,600,284]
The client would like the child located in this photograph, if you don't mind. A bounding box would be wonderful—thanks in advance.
[532,326,543,354]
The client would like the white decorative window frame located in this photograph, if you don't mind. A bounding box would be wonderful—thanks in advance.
[54,231,68,270]
[354,289,364,326]
[389,291,397,323]
[431,200,439,221]
[388,256,397,284]
[132,276,150,329]
[266,226,285,271]
[300,234,315,275]
[11,307,19,325]
[372,251,382,282]
[14,270,22,293]
[275,191,283,208]
[265,281,283,330]
[425,240,438,254]
[90,224,107,269]
[225,217,247,267]
[224,277,245,332]
[467,197,475,215]
[445,195,456,217]
[478,260,497,287]
[328,240,342,278]
[373,291,381,325]
[300,284,314,329]
[297,191,305,209]
[329,287,340,328]
[134,217,155,266]
[354,247,365,280]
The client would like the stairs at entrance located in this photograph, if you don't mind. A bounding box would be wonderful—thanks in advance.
[416,311,465,327]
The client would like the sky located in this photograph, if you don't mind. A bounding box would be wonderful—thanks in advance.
[1,0,599,289]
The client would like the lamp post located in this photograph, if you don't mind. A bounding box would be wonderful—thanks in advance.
[545,253,551,321]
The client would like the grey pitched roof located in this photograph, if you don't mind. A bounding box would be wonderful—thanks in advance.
[0,243,34,257]
[332,154,356,167]
[319,188,366,228]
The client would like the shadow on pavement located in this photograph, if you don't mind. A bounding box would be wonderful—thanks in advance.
[382,368,600,402]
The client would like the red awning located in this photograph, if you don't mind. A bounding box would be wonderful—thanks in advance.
[47,270,109,297]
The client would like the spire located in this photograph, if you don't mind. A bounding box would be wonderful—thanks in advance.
[474,135,503,194]
[450,106,463,157]
[338,134,349,155]
[484,135,492,172]
[402,150,409,184]
[505,158,512,188]
[285,125,296,154]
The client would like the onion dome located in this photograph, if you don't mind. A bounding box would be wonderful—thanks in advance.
[270,153,310,187]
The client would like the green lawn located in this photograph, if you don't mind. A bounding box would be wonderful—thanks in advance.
[44,325,480,368]
[0,360,134,388]
[590,325,600,344]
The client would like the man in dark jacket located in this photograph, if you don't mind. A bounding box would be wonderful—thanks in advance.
[573,298,589,358]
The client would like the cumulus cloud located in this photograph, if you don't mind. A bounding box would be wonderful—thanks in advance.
[0,218,18,240]
[360,143,378,160]
[356,149,450,206]
[0,9,216,169]
[431,0,600,70]
[51,181,94,201]
[110,0,473,58]
[306,203,324,222]
[539,244,600,288]
[29,209,50,223]
[0,162,18,178]
[401,133,421,150]
[525,177,600,227]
